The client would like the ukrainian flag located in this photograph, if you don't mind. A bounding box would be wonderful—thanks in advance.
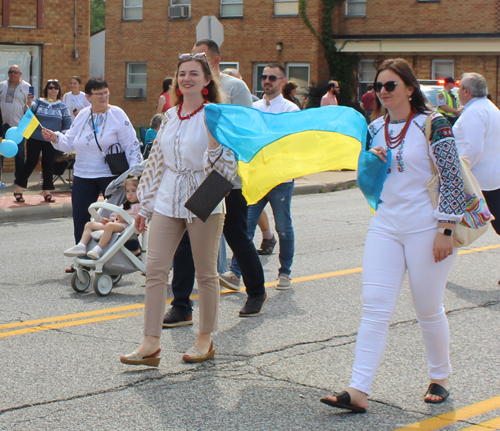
[17,108,40,139]
[205,104,367,205]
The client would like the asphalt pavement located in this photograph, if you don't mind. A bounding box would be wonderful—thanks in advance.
[2,182,500,430]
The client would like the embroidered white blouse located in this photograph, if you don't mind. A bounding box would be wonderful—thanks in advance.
[138,105,238,221]
[368,112,465,234]
[53,105,143,179]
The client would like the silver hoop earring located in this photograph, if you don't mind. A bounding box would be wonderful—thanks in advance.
[408,96,412,101]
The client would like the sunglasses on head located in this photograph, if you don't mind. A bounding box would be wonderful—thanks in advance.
[373,81,399,92]
[260,74,283,83]
[178,52,208,63]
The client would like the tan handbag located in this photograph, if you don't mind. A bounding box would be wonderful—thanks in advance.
[425,115,493,247]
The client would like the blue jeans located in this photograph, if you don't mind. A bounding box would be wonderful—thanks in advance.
[232,181,295,277]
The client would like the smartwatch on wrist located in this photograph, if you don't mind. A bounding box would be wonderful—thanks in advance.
[438,228,453,236]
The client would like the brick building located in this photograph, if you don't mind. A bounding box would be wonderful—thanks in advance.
[0,0,90,171]
[105,0,499,128]
[335,0,500,102]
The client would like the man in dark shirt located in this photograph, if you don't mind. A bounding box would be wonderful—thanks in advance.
[360,84,375,123]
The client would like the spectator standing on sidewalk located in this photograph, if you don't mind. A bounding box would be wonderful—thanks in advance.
[453,72,500,278]
[360,84,375,122]
[320,81,339,106]
[0,64,31,181]
[156,78,172,114]
[228,63,300,290]
[14,79,71,204]
[62,76,91,123]
[162,39,269,329]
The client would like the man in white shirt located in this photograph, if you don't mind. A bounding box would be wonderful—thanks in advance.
[453,72,500,239]
[163,39,268,326]
[230,63,299,289]
[0,64,31,180]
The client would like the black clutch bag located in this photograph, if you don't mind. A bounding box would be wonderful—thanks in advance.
[184,169,234,222]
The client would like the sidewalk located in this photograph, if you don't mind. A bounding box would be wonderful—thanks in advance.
[0,170,357,223]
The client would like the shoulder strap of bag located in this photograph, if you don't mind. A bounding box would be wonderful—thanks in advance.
[208,148,223,169]
[90,110,107,158]
[425,114,438,176]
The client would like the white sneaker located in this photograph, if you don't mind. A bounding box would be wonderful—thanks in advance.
[87,246,102,260]
[276,273,292,290]
[219,271,241,291]
[63,245,87,257]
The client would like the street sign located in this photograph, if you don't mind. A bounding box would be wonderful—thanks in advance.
[196,16,224,47]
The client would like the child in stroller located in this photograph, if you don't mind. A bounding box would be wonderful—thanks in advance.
[63,175,141,260]
[68,161,148,296]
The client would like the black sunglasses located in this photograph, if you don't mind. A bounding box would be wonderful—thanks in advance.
[47,86,59,90]
[373,81,399,92]
[260,74,283,83]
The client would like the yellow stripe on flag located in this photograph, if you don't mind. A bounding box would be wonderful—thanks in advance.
[238,130,360,205]
[22,115,40,139]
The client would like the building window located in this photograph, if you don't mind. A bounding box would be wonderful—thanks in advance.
[274,0,298,16]
[345,0,366,16]
[432,60,454,80]
[253,63,268,99]
[418,0,440,2]
[123,0,143,20]
[358,59,377,98]
[220,62,239,71]
[221,0,243,17]
[126,63,147,99]
[286,63,310,96]
[171,0,191,4]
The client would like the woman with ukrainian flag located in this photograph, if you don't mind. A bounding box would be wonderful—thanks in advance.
[119,52,237,366]
[321,58,466,412]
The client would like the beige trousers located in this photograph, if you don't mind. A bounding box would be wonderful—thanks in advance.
[143,211,224,337]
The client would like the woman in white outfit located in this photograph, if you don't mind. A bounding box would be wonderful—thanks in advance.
[119,52,237,367]
[321,58,466,413]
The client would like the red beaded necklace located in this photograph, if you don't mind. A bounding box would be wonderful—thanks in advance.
[384,110,415,149]
[177,101,206,121]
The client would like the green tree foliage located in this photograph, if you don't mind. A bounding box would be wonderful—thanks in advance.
[299,0,357,100]
[91,0,105,35]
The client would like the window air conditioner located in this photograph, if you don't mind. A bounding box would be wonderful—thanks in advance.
[168,5,190,18]
[125,88,144,98]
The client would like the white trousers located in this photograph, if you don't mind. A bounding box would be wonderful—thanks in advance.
[350,228,456,396]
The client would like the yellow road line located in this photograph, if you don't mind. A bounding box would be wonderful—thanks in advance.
[460,416,500,430]
[0,267,363,333]
[0,312,143,339]
[394,395,500,430]
[0,243,498,339]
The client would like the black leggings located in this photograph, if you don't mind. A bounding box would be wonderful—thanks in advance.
[483,188,500,235]
[14,138,56,190]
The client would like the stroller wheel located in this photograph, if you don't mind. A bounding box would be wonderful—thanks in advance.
[94,273,114,296]
[71,270,91,293]
[111,274,122,285]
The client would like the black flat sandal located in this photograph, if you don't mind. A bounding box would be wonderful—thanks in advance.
[44,194,56,203]
[320,391,367,414]
[13,192,25,203]
[424,383,449,404]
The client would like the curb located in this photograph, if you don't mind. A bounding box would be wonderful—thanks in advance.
[0,203,73,223]
[293,179,357,196]
[0,181,357,224]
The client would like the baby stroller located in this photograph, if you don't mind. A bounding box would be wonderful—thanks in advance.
[70,161,148,296]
